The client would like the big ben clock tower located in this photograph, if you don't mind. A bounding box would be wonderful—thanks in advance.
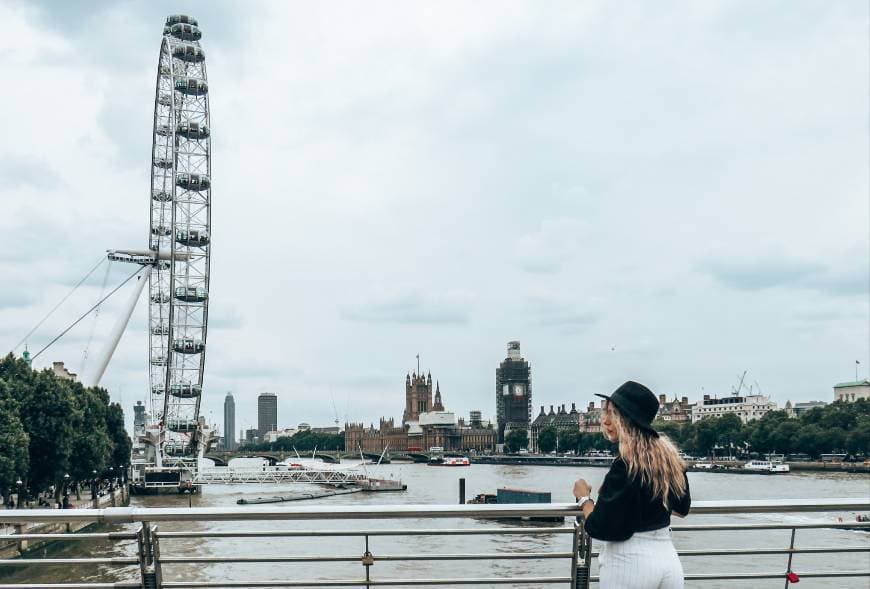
[495,341,532,443]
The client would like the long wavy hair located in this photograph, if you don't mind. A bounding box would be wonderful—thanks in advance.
[604,401,687,507]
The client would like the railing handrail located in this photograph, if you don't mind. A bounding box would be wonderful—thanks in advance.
[1,497,867,524]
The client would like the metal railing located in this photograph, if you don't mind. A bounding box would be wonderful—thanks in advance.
[0,499,867,588]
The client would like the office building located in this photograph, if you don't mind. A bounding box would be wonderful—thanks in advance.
[133,401,149,436]
[223,392,236,450]
[691,393,777,424]
[258,392,278,436]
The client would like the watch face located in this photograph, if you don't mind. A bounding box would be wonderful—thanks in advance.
[513,383,524,397]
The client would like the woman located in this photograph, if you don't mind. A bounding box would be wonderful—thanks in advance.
[573,381,690,589]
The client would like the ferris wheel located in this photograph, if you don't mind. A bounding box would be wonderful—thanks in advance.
[147,14,212,471]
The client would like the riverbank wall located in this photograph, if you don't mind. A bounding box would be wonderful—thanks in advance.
[473,455,870,473]
[0,484,129,559]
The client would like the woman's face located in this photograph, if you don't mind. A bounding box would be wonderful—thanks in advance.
[602,401,619,442]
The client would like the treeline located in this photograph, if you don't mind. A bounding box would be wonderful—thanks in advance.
[0,354,132,503]
[239,430,344,453]
[537,399,869,458]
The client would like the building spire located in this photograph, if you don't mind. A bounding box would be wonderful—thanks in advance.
[433,380,444,412]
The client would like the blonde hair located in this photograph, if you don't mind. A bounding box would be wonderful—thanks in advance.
[605,401,687,507]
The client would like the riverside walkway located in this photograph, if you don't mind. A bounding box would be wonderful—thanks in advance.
[0,498,867,587]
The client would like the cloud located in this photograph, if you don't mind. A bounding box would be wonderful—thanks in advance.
[514,218,588,274]
[0,284,33,310]
[699,254,869,296]
[0,155,65,191]
[208,305,243,330]
[522,295,598,334]
[342,291,474,325]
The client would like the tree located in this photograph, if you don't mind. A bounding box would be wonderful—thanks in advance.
[557,429,581,454]
[17,368,76,492]
[538,427,557,453]
[504,429,528,453]
[0,380,29,504]
[106,401,132,471]
[0,354,132,498]
[654,421,685,446]
[68,385,111,492]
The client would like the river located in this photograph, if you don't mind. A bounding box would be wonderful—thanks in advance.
[3,464,868,588]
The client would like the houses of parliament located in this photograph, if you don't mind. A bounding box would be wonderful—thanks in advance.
[344,371,497,454]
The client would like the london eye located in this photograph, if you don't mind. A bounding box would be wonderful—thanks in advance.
[145,14,213,479]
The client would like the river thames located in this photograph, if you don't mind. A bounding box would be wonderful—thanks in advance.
[3,464,868,588]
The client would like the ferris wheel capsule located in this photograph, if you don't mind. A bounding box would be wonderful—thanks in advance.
[176,173,210,191]
[168,23,201,42]
[174,77,208,96]
[165,14,198,26]
[176,122,210,140]
[172,43,205,63]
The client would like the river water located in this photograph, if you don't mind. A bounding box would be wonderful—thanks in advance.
[3,464,868,588]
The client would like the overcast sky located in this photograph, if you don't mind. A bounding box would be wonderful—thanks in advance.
[1,1,868,438]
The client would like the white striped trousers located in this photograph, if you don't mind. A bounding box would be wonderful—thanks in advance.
[597,527,684,589]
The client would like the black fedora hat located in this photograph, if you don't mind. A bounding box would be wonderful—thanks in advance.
[595,381,660,436]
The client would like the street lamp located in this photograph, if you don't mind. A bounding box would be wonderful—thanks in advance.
[15,479,22,509]
[91,470,97,501]
[108,467,114,491]
[62,474,70,509]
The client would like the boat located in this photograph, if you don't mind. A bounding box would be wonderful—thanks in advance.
[428,455,471,467]
[467,487,563,522]
[358,478,407,491]
[743,460,790,473]
[467,493,497,504]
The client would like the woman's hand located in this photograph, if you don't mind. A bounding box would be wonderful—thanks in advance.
[572,478,592,499]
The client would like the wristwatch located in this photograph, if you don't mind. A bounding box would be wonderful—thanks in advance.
[576,495,594,508]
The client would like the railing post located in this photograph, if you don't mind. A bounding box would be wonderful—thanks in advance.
[138,521,161,589]
[573,520,591,589]
[152,525,163,589]
[361,533,374,588]
[13,524,27,554]
[783,527,797,588]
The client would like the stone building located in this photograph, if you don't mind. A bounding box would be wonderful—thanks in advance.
[530,403,581,453]
[496,341,532,443]
[52,361,77,382]
[404,372,433,425]
[787,400,828,417]
[656,394,692,423]
[345,418,410,454]
[345,370,496,455]
[580,401,604,433]
[690,393,777,424]
[833,380,870,403]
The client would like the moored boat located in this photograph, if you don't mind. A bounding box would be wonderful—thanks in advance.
[428,455,471,467]
[743,460,790,473]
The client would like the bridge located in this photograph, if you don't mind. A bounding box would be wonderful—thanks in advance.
[195,466,370,485]
[204,450,441,465]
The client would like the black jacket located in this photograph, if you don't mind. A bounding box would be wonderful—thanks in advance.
[584,457,691,542]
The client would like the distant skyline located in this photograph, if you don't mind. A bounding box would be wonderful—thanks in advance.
[0,1,867,436]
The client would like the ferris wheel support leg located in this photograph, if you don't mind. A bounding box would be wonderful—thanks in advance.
[87,266,152,387]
